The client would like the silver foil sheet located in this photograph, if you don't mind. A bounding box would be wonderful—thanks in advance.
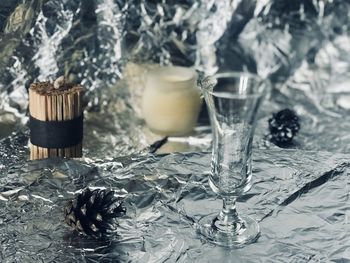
[1,0,350,262]
[0,137,349,262]
[1,0,350,152]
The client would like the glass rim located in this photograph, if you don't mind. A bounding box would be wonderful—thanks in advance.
[202,71,269,99]
[214,71,262,81]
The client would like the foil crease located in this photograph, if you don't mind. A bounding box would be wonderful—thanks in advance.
[1,0,350,262]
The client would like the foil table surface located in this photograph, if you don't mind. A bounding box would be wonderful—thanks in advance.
[0,133,349,262]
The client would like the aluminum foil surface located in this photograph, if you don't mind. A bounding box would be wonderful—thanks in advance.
[1,0,350,152]
[0,140,350,262]
[1,0,350,262]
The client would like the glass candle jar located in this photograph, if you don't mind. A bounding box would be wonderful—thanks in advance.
[142,66,202,136]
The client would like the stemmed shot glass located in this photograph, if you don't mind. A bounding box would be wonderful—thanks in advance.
[198,72,269,247]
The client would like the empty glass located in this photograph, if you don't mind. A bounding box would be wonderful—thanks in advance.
[198,72,269,247]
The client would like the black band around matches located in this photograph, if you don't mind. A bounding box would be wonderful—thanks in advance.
[29,115,83,148]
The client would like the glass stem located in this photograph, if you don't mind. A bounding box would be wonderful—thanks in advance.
[217,197,240,226]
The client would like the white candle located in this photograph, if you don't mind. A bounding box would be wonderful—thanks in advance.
[142,66,202,136]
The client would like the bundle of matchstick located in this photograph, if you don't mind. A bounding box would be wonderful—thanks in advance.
[29,76,83,160]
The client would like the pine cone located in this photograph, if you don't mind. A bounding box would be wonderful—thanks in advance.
[268,108,300,146]
[64,188,126,238]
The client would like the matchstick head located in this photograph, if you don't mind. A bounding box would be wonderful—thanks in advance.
[54,76,66,90]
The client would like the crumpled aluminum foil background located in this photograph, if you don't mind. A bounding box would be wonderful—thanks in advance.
[1,0,350,262]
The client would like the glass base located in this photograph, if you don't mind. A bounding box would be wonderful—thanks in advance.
[197,214,260,247]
